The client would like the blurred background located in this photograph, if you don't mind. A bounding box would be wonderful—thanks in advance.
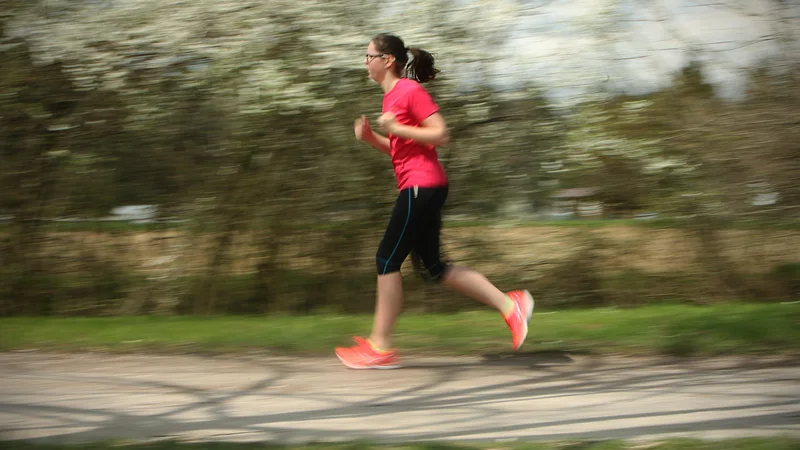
[1,0,798,317]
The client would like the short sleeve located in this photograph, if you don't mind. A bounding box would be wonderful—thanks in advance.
[408,84,439,124]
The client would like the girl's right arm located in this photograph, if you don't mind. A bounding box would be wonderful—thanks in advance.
[355,115,391,156]
[363,132,391,156]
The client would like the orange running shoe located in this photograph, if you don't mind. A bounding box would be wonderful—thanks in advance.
[504,290,535,351]
[335,336,401,369]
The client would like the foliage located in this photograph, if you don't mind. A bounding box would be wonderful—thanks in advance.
[0,1,798,315]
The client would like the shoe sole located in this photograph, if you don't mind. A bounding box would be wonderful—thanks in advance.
[335,351,402,370]
[514,290,535,351]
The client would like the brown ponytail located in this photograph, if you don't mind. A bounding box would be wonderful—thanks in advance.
[406,47,439,83]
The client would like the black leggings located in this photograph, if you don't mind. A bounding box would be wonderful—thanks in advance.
[376,186,449,281]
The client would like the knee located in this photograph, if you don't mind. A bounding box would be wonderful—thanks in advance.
[376,255,402,275]
[416,260,449,284]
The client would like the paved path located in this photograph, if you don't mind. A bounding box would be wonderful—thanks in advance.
[1,352,799,444]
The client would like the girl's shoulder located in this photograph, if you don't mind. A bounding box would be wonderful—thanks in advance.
[399,78,434,99]
[399,77,424,90]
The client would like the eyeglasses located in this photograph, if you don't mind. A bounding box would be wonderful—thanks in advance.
[365,53,385,63]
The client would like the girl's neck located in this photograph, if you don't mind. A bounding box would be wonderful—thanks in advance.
[380,74,401,94]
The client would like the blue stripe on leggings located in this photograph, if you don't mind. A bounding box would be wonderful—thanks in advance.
[381,189,411,275]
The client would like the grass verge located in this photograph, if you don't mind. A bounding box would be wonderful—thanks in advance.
[1,302,798,357]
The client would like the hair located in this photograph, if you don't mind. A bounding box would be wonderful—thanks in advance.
[371,33,440,83]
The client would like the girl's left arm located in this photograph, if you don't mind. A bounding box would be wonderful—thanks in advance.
[379,112,450,147]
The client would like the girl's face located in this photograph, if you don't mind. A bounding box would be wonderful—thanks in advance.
[365,41,391,82]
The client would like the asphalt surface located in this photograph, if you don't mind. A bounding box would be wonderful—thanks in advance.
[1,352,799,444]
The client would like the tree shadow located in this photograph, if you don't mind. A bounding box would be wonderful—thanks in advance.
[1,354,798,444]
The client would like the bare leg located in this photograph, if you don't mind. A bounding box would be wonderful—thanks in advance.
[369,272,404,350]
[441,265,511,314]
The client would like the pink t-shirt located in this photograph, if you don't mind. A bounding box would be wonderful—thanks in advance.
[382,78,448,191]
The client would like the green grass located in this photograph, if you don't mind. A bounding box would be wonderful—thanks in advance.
[1,302,798,357]
[2,438,799,450]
